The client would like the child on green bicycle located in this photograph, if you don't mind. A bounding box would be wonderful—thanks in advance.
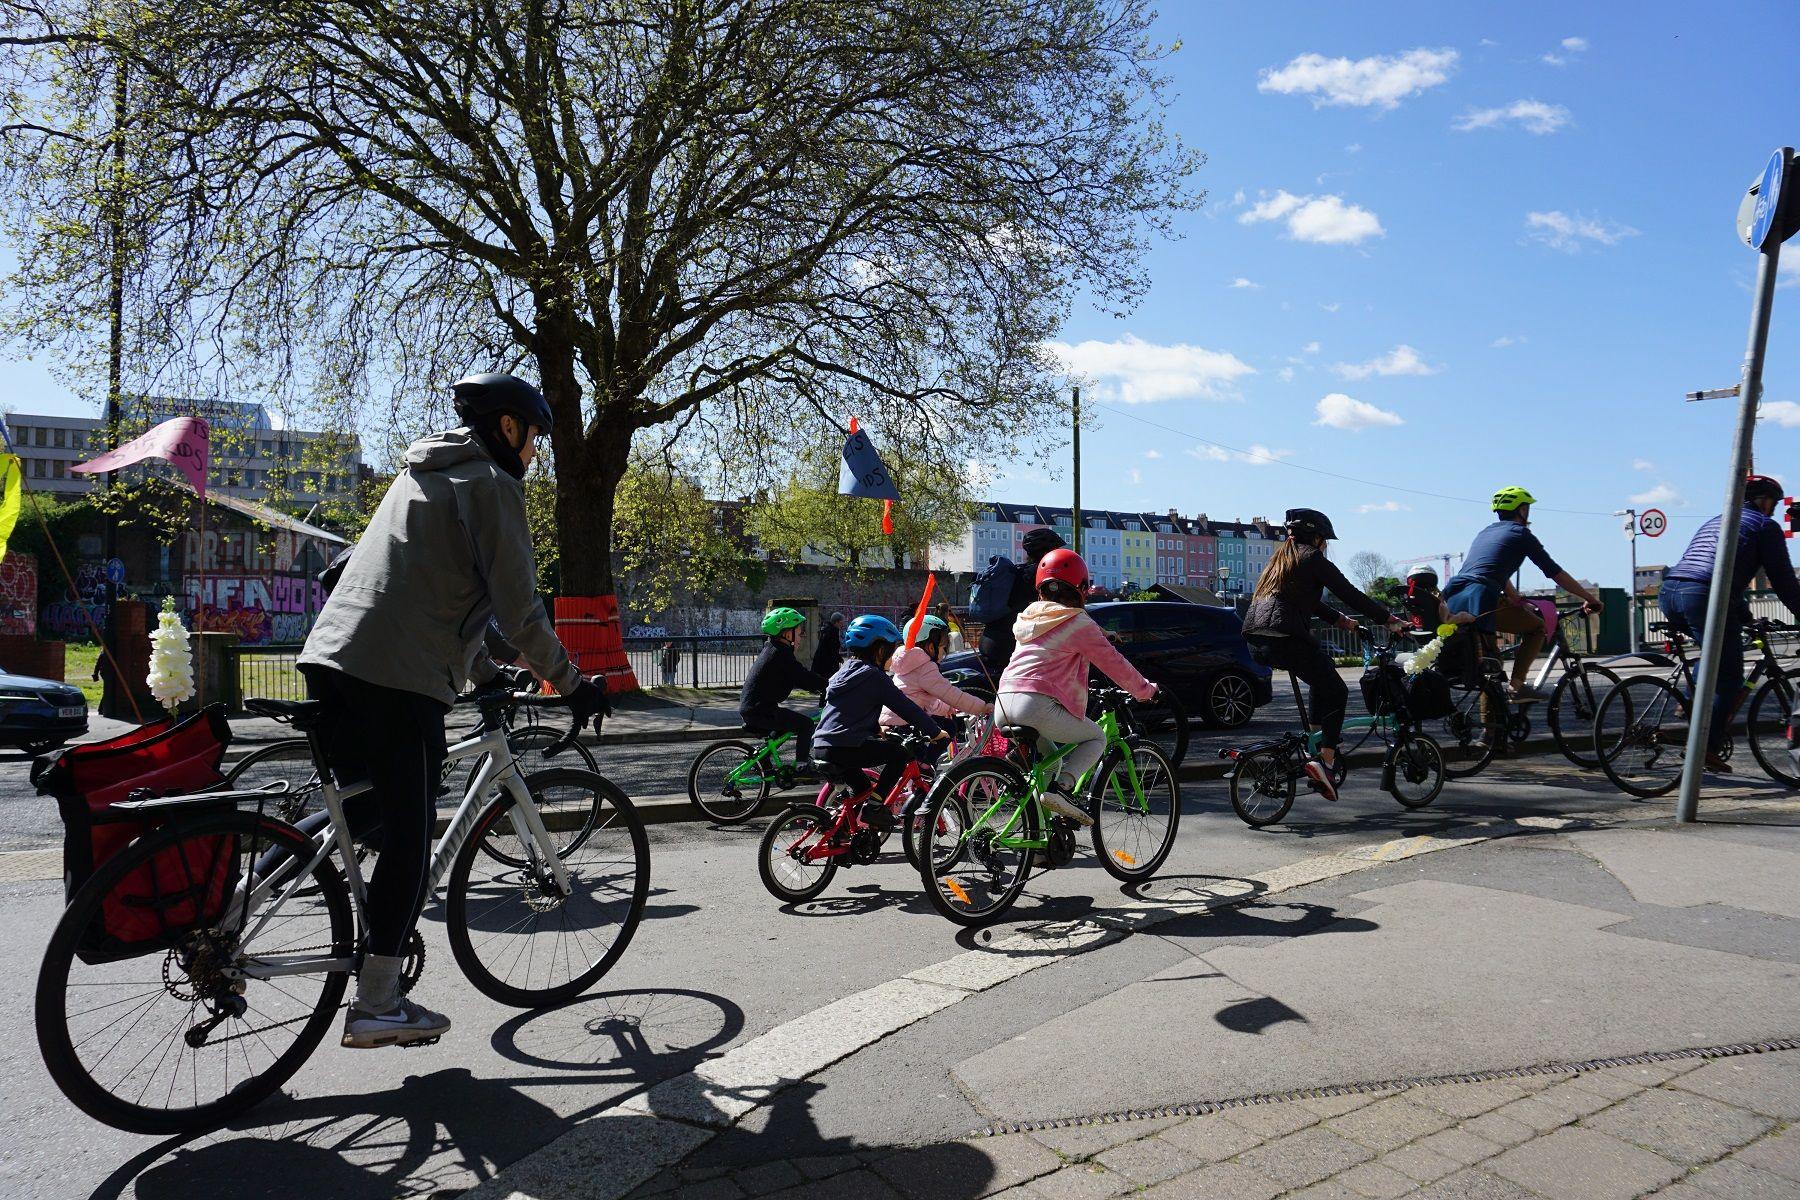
[994,548,1158,827]
[815,615,951,826]
[739,608,827,770]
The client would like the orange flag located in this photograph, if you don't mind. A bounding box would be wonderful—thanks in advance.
[882,499,895,536]
[904,573,937,649]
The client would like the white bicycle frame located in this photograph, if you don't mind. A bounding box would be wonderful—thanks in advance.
[232,714,573,982]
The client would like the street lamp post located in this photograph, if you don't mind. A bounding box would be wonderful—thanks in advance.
[1613,509,1639,654]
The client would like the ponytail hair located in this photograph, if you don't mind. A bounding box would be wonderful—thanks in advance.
[1252,537,1309,602]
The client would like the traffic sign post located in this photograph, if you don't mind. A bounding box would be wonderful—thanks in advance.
[1615,509,1642,653]
[1638,509,1667,538]
[1678,148,1796,825]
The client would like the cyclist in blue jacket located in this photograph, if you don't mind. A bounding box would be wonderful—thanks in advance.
[1659,475,1800,772]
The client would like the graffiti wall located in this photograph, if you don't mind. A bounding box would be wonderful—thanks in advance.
[182,526,332,646]
[0,553,38,636]
[41,556,123,641]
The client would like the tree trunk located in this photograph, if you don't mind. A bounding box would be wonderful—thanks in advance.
[554,413,633,597]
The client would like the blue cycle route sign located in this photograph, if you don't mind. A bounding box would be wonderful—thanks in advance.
[1751,148,1788,251]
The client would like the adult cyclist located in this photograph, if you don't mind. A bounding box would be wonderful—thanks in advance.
[299,372,608,1049]
[1659,474,1800,773]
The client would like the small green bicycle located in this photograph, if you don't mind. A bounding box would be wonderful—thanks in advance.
[687,722,818,823]
[914,686,1180,927]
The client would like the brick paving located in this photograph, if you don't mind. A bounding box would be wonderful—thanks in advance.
[622,1048,1800,1200]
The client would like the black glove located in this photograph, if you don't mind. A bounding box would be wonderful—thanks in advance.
[500,665,537,692]
[567,677,611,727]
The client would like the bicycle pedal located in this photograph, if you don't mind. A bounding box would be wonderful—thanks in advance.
[398,1036,442,1049]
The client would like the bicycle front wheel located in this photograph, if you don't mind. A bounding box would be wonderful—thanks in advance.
[919,756,1037,927]
[1388,733,1444,809]
[1227,746,1295,827]
[1747,676,1799,788]
[904,788,969,873]
[687,740,771,823]
[1594,676,1688,799]
[1547,664,1619,768]
[36,809,351,1135]
[1091,739,1180,882]
[225,738,324,824]
[446,768,650,1007]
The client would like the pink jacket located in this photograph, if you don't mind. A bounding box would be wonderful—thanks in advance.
[881,645,993,727]
[997,602,1155,717]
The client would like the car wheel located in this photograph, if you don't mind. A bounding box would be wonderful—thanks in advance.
[1203,672,1257,729]
[24,739,65,756]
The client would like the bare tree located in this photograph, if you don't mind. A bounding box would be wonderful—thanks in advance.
[0,0,1203,593]
[1344,550,1394,592]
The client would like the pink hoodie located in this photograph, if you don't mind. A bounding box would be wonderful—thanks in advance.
[881,645,993,728]
[997,601,1155,717]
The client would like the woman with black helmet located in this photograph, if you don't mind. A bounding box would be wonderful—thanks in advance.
[1241,508,1406,803]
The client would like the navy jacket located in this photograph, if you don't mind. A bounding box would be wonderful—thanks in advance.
[813,659,942,751]
[1666,506,1800,615]
[738,641,825,713]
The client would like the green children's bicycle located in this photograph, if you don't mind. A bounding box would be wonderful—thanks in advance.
[914,686,1180,927]
[687,723,818,823]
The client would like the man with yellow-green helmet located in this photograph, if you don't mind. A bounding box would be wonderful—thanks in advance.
[1444,487,1603,748]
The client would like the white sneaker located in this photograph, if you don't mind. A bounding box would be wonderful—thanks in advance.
[341,997,451,1049]
[1041,784,1094,827]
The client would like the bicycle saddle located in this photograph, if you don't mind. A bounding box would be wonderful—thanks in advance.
[245,698,325,728]
[998,724,1040,747]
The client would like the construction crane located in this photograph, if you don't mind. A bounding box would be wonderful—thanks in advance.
[1399,552,1463,580]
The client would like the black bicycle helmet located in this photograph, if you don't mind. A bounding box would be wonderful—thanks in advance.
[1284,507,1337,541]
[452,372,554,433]
[1745,474,1785,504]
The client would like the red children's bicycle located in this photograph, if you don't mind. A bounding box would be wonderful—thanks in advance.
[757,731,970,903]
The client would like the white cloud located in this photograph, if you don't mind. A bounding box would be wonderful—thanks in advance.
[1228,277,1261,289]
[1320,302,1342,313]
[1479,37,1499,48]
[1278,367,1296,382]
[1045,333,1256,404]
[1562,36,1588,51]
[1455,99,1573,134]
[1144,449,1163,459]
[1759,401,1800,428]
[1345,143,1363,154]
[1239,190,1384,245]
[1357,501,1411,513]
[1331,344,1438,380]
[1778,259,1800,289]
[1257,48,1458,110]
[1491,335,1524,348]
[1186,443,1292,467]
[1303,341,1321,354]
[1229,188,1247,207]
[1315,392,1404,431]
[1525,210,1640,252]
[1633,458,1656,472]
[1128,468,1142,485]
[1631,482,1682,506]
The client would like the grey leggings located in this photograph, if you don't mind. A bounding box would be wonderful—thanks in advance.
[995,691,1105,790]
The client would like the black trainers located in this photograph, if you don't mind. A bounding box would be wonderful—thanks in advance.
[341,997,451,1049]
[1040,783,1094,827]
[860,799,895,831]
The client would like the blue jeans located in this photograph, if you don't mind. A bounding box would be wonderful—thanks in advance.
[1659,578,1742,752]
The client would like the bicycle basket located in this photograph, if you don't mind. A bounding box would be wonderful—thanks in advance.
[1359,663,1410,717]
[1405,668,1455,721]
[34,705,238,964]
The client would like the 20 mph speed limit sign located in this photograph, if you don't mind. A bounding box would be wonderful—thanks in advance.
[1640,509,1668,538]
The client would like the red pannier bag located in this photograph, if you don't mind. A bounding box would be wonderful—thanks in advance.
[33,705,238,964]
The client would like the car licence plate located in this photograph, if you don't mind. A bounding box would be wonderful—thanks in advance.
[58,705,83,719]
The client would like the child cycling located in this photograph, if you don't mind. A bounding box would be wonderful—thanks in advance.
[994,548,1158,827]
[1241,509,1408,803]
[813,615,950,824]
[881,615,995,749]
[1402,565,1477,633]
[739,607,826,771]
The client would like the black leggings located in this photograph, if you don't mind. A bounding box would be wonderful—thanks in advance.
[822,739,913,800]
[740,703,813,760]
[301,665,448,958]
[1249,636,1349,750]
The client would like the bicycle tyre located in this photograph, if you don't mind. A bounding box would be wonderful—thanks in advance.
[446,768,649,1007]
[225,738,324,824]
[1090,738,1180,882]
[36,810,350,1135]
[478,758,613,867]
[757,804,840,902]
[1155,686,1192,766]
[1388,733,1445,809]
[1440,679,1502,779]
[1547,664,1620,768]
[1594,676,1688,799]
[686,740,771,823]
[918,755,1037,927]
[1747,675,1799,788]
[904,788,970,873]
[1227,745,1295,828]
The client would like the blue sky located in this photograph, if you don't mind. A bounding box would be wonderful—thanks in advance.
[3,3,1798,591]
[1022,0,1800,589]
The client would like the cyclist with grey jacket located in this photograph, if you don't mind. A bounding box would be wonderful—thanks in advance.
[299,373,608,1049]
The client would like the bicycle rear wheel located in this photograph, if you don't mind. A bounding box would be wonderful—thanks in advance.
[1547,664,1619,768]
[1439,680,1501,778]
[1594,677,1688,798]
[1091,739,1180,882]
[225,738,324,824]
[446,768,649,1007]
[918,756,1036,927]
[1747,676,1799,788]
[1227,746,1295,827]
[36,810,351,1135]
[686,740,771,823]
[758,804,840,902]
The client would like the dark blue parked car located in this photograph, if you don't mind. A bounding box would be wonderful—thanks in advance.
[942,600,1273,729]
[0,667,88,753]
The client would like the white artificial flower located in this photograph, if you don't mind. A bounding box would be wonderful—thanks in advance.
[148,599,196,707]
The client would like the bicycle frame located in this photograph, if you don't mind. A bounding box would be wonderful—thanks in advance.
[790,757,931,864]
[961,706,1143,854]
[727,732,795,789]
[230,714,570,983]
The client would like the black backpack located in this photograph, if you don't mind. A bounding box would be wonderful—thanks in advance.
[969,555,1021,624]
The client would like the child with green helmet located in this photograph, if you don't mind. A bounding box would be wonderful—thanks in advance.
[738,607,827,767]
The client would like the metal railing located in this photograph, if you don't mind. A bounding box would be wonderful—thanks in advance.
[623,634,764,690]
[225,643,306,711]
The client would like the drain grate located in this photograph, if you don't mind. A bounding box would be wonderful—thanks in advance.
[966,1036,1800,1138]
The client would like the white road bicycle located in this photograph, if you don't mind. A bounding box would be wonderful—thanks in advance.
[35,689,649,1135]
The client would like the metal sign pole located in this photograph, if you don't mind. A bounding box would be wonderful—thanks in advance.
[1676,239,1783,823]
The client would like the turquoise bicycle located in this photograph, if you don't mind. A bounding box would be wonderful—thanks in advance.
[914,686,1180,927]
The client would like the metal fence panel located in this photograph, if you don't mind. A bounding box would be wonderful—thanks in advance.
[230,644,306,710]
[624,634,764,690]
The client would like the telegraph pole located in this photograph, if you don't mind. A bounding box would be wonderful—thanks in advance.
[1613,509,1640,654]
[1071,385,1082,555]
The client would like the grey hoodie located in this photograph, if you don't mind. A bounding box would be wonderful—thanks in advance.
[298,428,581,706]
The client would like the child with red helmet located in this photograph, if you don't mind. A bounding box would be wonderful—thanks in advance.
[994,548,1158,826]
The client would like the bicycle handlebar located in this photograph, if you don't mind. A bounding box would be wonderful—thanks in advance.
[453,687,599,759]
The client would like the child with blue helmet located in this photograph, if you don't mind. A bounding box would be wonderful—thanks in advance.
[814,615,951,823]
